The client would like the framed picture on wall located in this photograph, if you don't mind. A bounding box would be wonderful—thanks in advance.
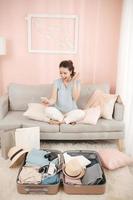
[26,14,79,54]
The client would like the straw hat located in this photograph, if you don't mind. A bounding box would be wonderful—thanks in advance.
[8,146,28,168]
[63,159,85,179]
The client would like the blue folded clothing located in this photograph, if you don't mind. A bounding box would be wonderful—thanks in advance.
[26,149,59,167]
[41,174,60,185]
[26,149,50,167]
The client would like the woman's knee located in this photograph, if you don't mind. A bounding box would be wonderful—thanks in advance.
[45,107,64,122]
[64,109,85,124]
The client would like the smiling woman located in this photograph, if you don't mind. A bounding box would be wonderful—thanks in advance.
[41,60,85,124]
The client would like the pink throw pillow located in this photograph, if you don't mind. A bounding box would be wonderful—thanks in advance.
[78,106,101,125]
[85,90,117,119]
[98,149,133,170]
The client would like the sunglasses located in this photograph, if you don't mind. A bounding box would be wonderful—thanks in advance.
[44,152,58,161]
[38,165,49,173]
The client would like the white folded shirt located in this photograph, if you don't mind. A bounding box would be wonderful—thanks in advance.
[63,153,91,167]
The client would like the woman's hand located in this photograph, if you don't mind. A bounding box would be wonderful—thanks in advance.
[41,97,50,106]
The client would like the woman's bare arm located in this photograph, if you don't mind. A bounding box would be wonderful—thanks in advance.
[72,73,81,101]
[42,85,57,106]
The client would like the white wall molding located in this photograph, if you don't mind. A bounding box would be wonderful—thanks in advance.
[26,14,79,54]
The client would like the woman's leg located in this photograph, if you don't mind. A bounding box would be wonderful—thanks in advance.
[64,109,85,124]
[44,106,64,124]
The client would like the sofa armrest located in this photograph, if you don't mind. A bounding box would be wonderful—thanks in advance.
[0,94,9,119]
[0,130,15,159]
[113,102,124,121]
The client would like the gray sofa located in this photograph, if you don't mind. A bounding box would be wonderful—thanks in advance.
[0,83,124,150]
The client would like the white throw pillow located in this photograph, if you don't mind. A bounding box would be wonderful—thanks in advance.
[23,103,49,122]
[44,107,64,122]
[64,109,85,124]
[78,106,101,125]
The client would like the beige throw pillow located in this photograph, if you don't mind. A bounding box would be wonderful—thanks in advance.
[85,90,117,119]
[23,103,49,122]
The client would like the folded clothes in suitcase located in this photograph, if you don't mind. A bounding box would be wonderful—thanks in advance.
[62,150,106,195]
[17,149,62,194]
[16,149,106,195]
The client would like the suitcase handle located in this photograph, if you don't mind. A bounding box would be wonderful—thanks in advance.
[25,187,48,194]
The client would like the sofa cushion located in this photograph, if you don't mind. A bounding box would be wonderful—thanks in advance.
[60,118,124,133]
[22,121,59,133]
[0,122,21,131]
[8,83,110,111]
[77,83,110,109]
[8,83,52,111]
[0,111,59,133]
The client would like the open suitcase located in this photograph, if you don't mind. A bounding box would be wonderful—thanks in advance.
[62,150,106,195]
[17,149,106,195]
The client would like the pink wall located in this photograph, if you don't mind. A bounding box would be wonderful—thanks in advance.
[0,0,123,94]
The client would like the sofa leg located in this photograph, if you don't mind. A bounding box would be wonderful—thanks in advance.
[116,139,125,151]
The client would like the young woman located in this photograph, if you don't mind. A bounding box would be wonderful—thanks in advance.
[42,60,85,124]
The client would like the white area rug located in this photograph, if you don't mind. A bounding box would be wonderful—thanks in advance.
[0,141,133,200]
